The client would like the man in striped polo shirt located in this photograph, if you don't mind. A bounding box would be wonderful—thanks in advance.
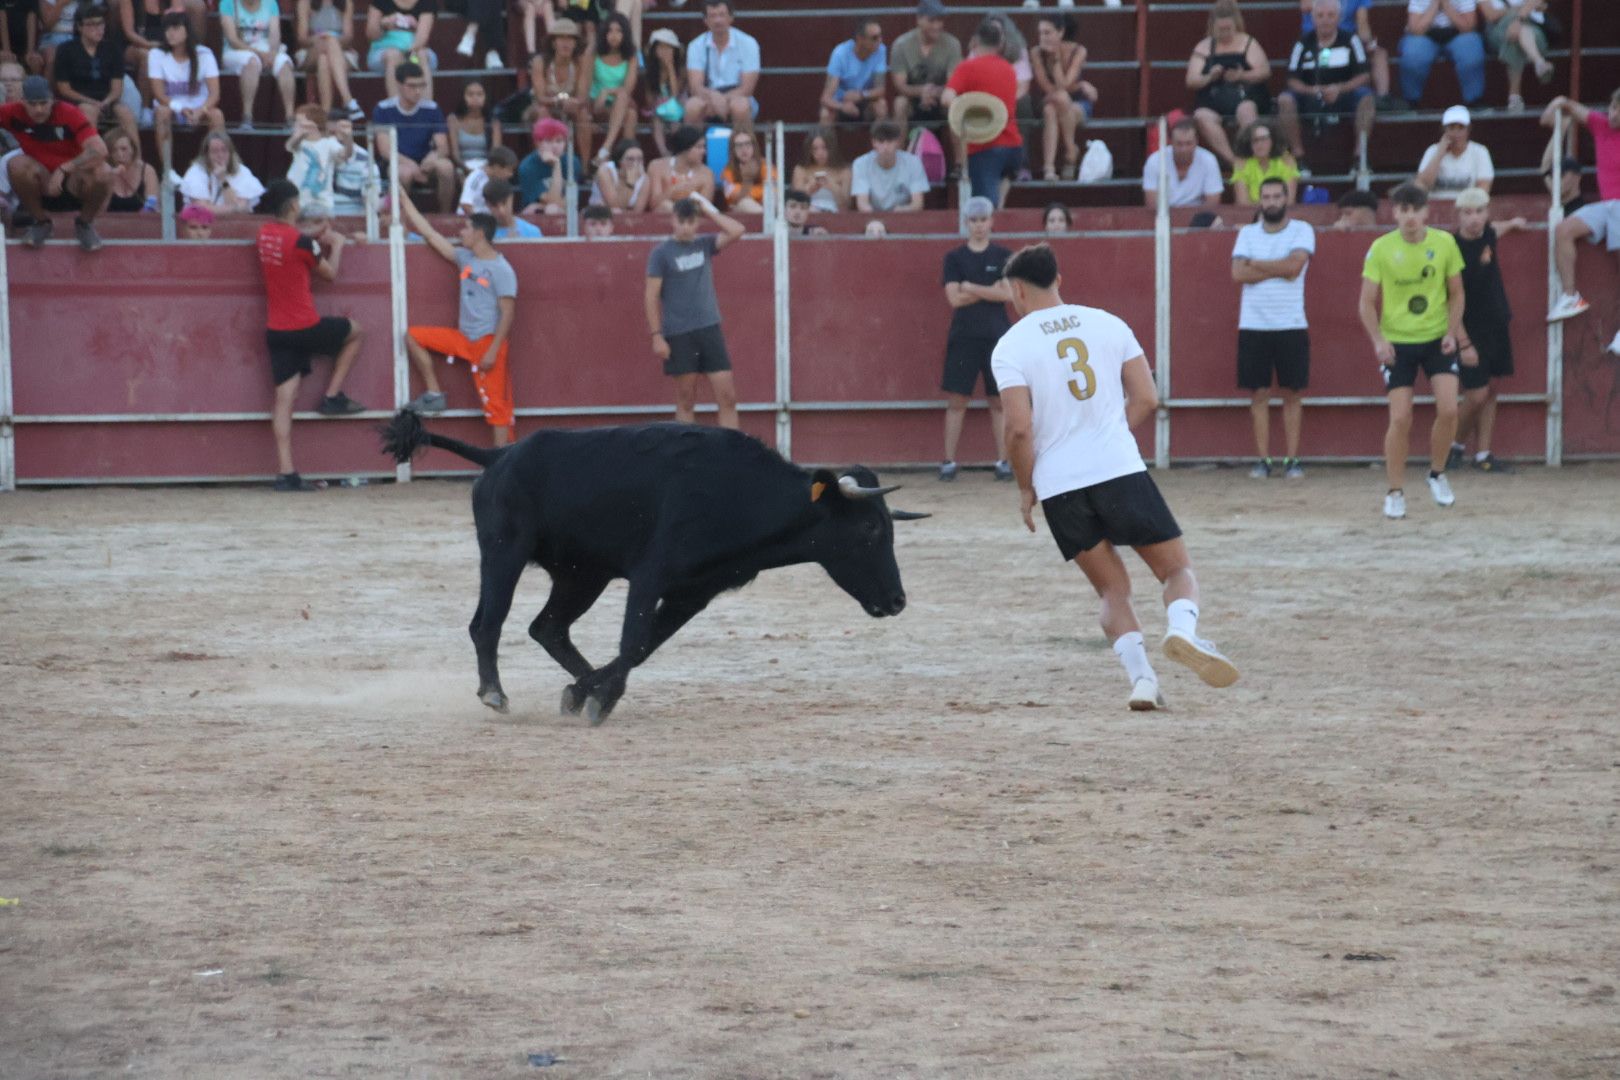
[1230,176,1316,479]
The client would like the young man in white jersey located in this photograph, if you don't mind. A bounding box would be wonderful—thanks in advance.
[1231,176,1316,479]
[992,243,1240,711]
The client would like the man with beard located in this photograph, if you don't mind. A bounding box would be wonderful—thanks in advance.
[1230,176,1316,479]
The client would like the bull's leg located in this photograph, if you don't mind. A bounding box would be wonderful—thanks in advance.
[469,546,529,714]
[528,571,612,715]
[577,586,718,725]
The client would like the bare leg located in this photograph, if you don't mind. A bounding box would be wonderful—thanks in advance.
[1355,91,1376,141]
[1041,99,1059,177]
[1249,387,1270,458]
[238,54,263,123]
[1073,541,1143,640]
[1475,386,1498,454]
[323,322,364,397]
[406,335,443,394]
[1554,216,1590,297]
[326,40,355,107]
[1281,389,1303,460]
[312,54,333,110]
[1369,44,1391,98]
[706,370,739,430]
[273,374,301,475]
[942,392,969,462]
[1456,385,1487,447]
[1194,107,1236,165]
[154,104,173,170]
[1275,93,1305,159]
[1429,373,1460,471]
[672,373,699,423]
[1134,536,1199,609]
[275,57,296,120]
[987,394,1006,461]
[492,424,512,447]
[1385,386,1413,490]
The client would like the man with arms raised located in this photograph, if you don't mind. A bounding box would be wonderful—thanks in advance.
[993,243,1239,712]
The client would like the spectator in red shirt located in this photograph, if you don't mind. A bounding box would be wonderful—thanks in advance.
[942,18,1021,208]
[256,177,367,491]
[1,74,111,249]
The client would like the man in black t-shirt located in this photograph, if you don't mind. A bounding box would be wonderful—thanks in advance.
[1276,0,1375,169]
[938,195,1013,481]
[1447,187,1528,474]
[49,4,133,142]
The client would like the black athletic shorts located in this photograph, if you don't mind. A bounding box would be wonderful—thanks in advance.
[1458,325,1514,390]
[1381,338,1460,391]
[1237,329,1310,391]
[941,335,1000,397]
[1041,471,1183,562]
[266,316,354,386]
[663,324,732,377]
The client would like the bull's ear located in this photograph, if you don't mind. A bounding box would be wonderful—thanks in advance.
[809,468,839,503]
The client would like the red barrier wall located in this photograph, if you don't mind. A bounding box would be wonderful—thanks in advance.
[7,224,1619,485]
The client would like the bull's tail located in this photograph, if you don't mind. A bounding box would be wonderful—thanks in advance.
[379,409,506,469]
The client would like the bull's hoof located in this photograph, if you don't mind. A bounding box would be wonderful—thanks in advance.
[480,689,510,714]
[559,684,585,715]
[583,694,610,727]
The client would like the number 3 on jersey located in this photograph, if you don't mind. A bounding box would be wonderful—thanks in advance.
[1059,337,1096,401]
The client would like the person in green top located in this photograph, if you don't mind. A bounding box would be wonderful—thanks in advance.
[1358,181,1469,520]
[583,11,637,163]
[1230,121,1299,205]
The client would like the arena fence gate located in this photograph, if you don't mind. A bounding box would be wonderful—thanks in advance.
[3,120,1618,490]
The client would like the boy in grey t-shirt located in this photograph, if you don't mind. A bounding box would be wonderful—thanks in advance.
[396,190,521,446]
[645,195,747,429]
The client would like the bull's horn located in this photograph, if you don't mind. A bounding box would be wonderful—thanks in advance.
[838,475,902,500]
[889,509,932,521]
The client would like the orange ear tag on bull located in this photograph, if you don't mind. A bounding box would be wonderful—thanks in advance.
[810,481,827,502]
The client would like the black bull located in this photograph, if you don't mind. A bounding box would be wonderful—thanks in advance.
[382,411,927,723]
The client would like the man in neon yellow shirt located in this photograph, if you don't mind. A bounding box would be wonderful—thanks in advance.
[1358,181,1468,520]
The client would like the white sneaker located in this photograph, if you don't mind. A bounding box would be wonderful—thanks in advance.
[1059,0,1077,6]
[1547,293,1589,322]
[1384,489,1406,519]
[484,49,503,69]
[1022,0,1040,7]
[1427,472,1455,507]
[456,25,476,57]
[1608,329,1620,356]
[1128,678,1166,711]
[1162,630,1240,688]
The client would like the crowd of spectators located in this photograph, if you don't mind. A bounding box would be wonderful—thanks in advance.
[0,0,1601,242]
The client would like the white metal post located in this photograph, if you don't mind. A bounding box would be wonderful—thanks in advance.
[772,122,791,458]
[0,225,14,492]
[388,128,411,483]
[565,123,579,239]
[364,128,380,244]
[1153,115,1171,469]
[1546,113,1565,466]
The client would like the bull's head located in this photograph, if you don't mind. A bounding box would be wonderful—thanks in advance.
[807,467,926,619]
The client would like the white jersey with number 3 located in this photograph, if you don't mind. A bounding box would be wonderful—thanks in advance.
[990,303,1148,501]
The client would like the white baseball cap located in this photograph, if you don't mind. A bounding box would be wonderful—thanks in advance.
[1442,105,1471,127]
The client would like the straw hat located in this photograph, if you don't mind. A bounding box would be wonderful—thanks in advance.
[948,91,1009,144]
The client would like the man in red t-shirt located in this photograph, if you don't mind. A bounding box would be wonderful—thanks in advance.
[942,19,1021,208]
[1,75,112,250]
[256,178,367,492]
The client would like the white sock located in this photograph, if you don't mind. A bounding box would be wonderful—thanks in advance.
[1112,631,1155,685]
[1167,599,1199,640]
[1474,450,1490,462]
[1451,441,1465,452]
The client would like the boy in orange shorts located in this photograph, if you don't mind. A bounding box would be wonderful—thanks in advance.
[396,190,520,445]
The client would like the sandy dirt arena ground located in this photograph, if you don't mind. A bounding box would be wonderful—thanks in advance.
[2,463,1618,1079]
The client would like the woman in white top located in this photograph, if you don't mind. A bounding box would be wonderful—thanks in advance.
[180,131,267,213]
[220,0,294,128]
[1414,105,1493,198]
[148,11,224,170]
[591,137,650,212]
